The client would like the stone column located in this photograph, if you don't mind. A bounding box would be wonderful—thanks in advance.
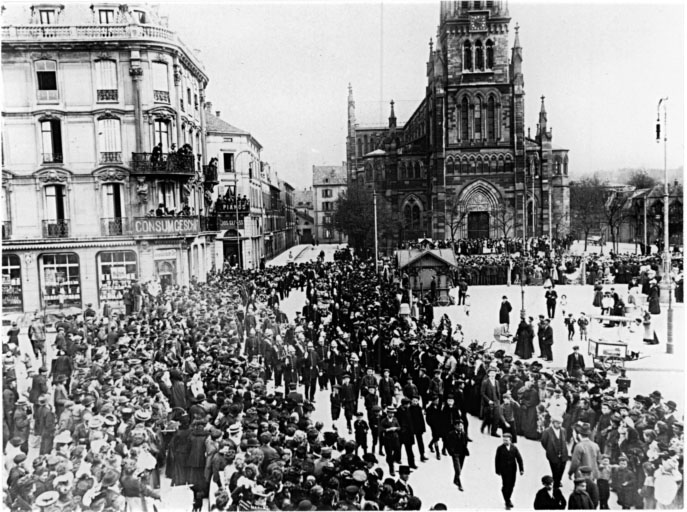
[129,50,144,153]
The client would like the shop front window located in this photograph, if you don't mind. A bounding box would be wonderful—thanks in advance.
[97,251,137,312]
[39,253,81,308]
[2,254,23,310]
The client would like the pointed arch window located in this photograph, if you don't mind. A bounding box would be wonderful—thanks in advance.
[474,98,482,140]
[463,40,473,71]
[475,40,484,71]
[486,40,495,69]
[460,97,469,141]
[404,197,423,230]
[487,95,496,140]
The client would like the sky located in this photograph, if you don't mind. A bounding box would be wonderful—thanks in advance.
[166,0,685,189]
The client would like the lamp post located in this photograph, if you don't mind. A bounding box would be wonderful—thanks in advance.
[373,187,379,275]
[656,97,673,354]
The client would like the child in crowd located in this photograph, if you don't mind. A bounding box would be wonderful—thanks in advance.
[577,312,589,341]
[564,313,576,341]
[612,455,638,510]
[464,293,471,317]
[640,461,657,510]
[598,454,615,510]
[560,294,568,317]
[353,411,370,455]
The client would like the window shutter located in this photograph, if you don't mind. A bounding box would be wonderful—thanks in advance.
[96,60,117,90]
[99,119,121,152]
[153,62,169,92]
[50,120,62,155]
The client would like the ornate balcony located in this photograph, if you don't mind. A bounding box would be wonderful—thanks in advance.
[100,152,122,163]
[153,90,170,103]
[130,152,195,176]
[2,221,11,240]
[42,219,70,238]
[97,89,118,101]
[100,217,131,236]
[42,153,63,164]
[203,164,218,185]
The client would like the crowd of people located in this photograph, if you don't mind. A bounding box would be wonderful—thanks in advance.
[2,245,683,511]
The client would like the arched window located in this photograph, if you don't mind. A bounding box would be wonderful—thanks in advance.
[460,97,469,141]
[505,157,513,174]
[487,95,496,140]
[498,156,505,173]
[357,138,362,158]
[463,40,473,71]
[474,97,482,140]
[404,197,423,230]
[446,157,454,175]
[475,40,484,70]
[364,135,369,154]
[490,157,497,173]
[486,40,495,69]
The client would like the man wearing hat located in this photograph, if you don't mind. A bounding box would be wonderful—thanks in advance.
[340,373,356,434]
[568,422,601,480]
[480,367,502,437]
[445,419,469,491]
[578,466,599,509]
[394,465,414,496]
[566,345,586,379]
[533,475,566,509]
[541,318,555,362]
[494,433,524,510]
[567,477,595,509]
[380,406,401,476]
[35,394,56,455]
[540,415,568,489]
[648,390,666,418]
[302,341,320,402]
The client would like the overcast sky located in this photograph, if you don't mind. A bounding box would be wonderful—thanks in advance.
[167,1,685,189]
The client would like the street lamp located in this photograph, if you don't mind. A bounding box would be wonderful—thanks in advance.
[656,97,673,354]
[373,187,379,275]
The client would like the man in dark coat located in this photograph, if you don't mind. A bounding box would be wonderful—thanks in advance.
[566,346,585,379]
[380,406,401,476]
[545,286,558,318]
[480,367,501,436]
[445,419,470,491]
[302,342,320,402]
[396,398,416,469]
[408,396,427,462]
[567,478,595,509]
[540,416,568,488]
[378,369,394,408]
[533,475,566,509]
[499,296,513,333]
[541,318,554,362]
[494,433,524,510]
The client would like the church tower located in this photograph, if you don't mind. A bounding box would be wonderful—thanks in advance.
[346,83,357,183]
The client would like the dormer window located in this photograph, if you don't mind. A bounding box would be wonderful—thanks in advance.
[39,9,56,24]
[99,9,116,24]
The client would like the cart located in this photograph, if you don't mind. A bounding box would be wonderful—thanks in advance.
[588,338,628,374]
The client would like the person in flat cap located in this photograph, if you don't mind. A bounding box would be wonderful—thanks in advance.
[533,475,566,510]
[578,466,599,509]
[494,432,524,509]
[568,421,601,481]
[380,406,401,476]
[568,476,595,509]
[540,414,568,489]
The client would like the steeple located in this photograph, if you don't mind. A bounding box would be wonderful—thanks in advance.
[389,99,397,130]
[539,94,547,131]
[510,22,524,92]
[347,83,356,135]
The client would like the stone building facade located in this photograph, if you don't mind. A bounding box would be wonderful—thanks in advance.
[346,0,571,245]
[312,165,348,244]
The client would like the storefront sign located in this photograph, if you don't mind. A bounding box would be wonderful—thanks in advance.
[133,217,199,235]
[154,249,177,260]
[110,267,127,280]
[218,217,245,230]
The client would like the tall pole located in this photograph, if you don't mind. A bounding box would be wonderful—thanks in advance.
[521,137,527,239]
[531,167,536,237]
[657,97,672,354]
[643,196,647,253]
[373,188,379,274]
[548,183,553,239]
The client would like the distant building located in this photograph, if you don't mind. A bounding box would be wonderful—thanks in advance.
[312,165,348,243]
[294,189,314,244]
[346,0,571,247]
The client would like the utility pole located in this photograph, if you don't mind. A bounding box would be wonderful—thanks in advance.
[656,97,673,354]
[373,188,379,275]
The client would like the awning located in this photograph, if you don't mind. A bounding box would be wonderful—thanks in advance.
[3,239,136,251]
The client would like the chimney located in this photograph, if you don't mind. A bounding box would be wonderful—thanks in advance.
[216,111,221,118]
[205,101,212,113]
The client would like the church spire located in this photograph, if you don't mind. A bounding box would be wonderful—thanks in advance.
[510,22,524,92]
[389,99,396,129]
[539,94,548,134]
[347,83,356,135]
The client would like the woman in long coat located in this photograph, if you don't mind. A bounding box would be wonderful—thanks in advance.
[187,420,209,492]
[592,281,604,309]
[167,414,192,485]
[648,279,661,315]
[514,318,535,360]
[518,379,540,440]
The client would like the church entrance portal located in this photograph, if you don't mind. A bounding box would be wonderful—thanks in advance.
[467,211,490,239]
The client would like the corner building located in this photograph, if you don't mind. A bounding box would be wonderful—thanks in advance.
[346,0,571,247]
[2,3,215,314]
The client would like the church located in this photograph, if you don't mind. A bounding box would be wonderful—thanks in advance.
[346,0,570,247]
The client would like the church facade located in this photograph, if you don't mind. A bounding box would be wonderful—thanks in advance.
[346,0,570,246]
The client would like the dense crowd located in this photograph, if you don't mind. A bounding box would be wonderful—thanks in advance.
[2,246,683,511]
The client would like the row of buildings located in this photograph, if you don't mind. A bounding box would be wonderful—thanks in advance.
[1,3,297,314]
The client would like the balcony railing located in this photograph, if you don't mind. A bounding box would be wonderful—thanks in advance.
[100,217,131,236]
[97,89,118,101]
[100,152,122,163]
[2,221,11,240]
[42,153,63,164]
[1,24,205,72]
[130,152,195,175]
[42,219,70,238]
[153,90,170,103]
[203,164,218,185]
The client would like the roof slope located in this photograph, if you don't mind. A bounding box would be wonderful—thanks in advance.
[205,112,249,135]
[313,165,347,186]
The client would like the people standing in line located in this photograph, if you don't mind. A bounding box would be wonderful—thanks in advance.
[445,419,470,491]
[533,475,566,509]
[541,416,569,489]
[499,296,513,334]
[494,433,524,510]
[545,285,558,319]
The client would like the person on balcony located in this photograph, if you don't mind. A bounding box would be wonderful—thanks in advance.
[156,203,166,217]
[150,143,162,164]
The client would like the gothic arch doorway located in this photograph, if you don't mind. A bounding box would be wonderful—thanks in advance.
[455,180,502,239]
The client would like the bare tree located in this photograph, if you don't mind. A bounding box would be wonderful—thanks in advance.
[570,177,606,251]
[603,189,633,253]
[438,194,471,243]
[491,204,516,238]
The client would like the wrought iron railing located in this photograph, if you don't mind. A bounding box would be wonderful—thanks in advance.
[203,164,218,184]
[130,152,195,175]
[97,89,118,101]
[100,152,122,163]
[100,217,130,236]
[2,221,11,240]
[42,219,70,238]
[153,90,170,103]
[42,153,63,164]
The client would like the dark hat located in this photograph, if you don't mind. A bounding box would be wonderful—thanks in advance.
[297,500,315,511]
[579,466,592,474]
[666,400,677,410]
[386,406,396,413]
[650,390,662,399]
[9,436,23,447]
[399,465,411,475]
[363,453,378,464]
[13,453,27,464]
[541,475,554,485]
[502,433,512,439]
[345,485,359,495]
[574,477,587,485]
[573,345,580,350]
